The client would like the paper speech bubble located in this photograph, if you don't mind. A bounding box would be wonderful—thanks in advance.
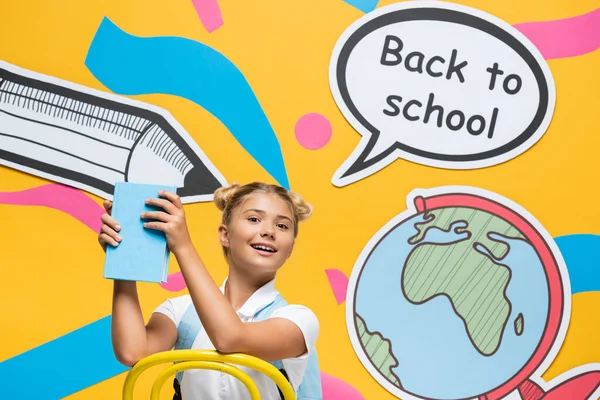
[329,1,556,187]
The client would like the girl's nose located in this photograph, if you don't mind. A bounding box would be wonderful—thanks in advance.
[260,224,275,239]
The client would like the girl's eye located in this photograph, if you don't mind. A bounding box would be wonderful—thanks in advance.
[277,223,289,230]
[248,217,259,222]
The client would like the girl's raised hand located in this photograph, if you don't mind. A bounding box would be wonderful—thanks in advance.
[98,199,122,252]
[142,191,192,253]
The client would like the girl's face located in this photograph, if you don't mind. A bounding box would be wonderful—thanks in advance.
[219,192,296,275]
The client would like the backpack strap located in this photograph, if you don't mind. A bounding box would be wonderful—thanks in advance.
[254,294,288,368]
[295,349,323,400]
[253,294,287,375]
[174,302,202,384]
[254,295,323,400]
[253,295,289,399]
[175,301,201,351]
[254,294,288,321]
[172,378,182,400]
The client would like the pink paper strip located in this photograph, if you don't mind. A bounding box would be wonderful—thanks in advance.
[191,0,224,33]
[325,269,349,305]
[514,8,600,59]
[322,372,365,400]
[0,183,104,233]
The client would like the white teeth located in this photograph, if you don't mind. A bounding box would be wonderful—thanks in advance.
[253,245,275,253]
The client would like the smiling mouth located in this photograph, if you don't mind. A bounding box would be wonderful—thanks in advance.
[250,244,277,253]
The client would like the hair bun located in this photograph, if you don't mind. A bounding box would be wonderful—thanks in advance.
[288,190,313,221]
[213,182,241,211]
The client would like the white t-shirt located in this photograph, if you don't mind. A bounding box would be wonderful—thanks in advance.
[153,279,320,400]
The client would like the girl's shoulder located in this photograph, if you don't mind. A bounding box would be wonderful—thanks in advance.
[270,303,319,324]
[153,294,193,325]
[165,293,193,309]
[268,303,320,346]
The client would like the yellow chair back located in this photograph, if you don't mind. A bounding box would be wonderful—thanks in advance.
[122,350,296,400]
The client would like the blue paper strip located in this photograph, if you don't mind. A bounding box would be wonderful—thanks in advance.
[0,316,128,399]
[555,234,600,294]
[85,17,290,189]
[343,0,379,13]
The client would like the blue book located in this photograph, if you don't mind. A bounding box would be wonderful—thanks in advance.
[103,182,176,283]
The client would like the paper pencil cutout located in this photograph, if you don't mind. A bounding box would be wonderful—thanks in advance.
[0,60,227,203]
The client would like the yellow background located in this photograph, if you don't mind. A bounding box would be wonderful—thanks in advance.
[0,0,599,398]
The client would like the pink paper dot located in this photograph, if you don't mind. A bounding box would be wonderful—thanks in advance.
[295,113,332,150]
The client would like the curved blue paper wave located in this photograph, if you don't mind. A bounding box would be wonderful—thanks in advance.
[555,234,600,294]
[85,17,289,189]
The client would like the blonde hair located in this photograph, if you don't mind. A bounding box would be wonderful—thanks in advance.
[214,182,312,256]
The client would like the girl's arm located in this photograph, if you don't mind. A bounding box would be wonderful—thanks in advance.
[100,201,178,366]
[143,192,311,362]
[111,281,177,366]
